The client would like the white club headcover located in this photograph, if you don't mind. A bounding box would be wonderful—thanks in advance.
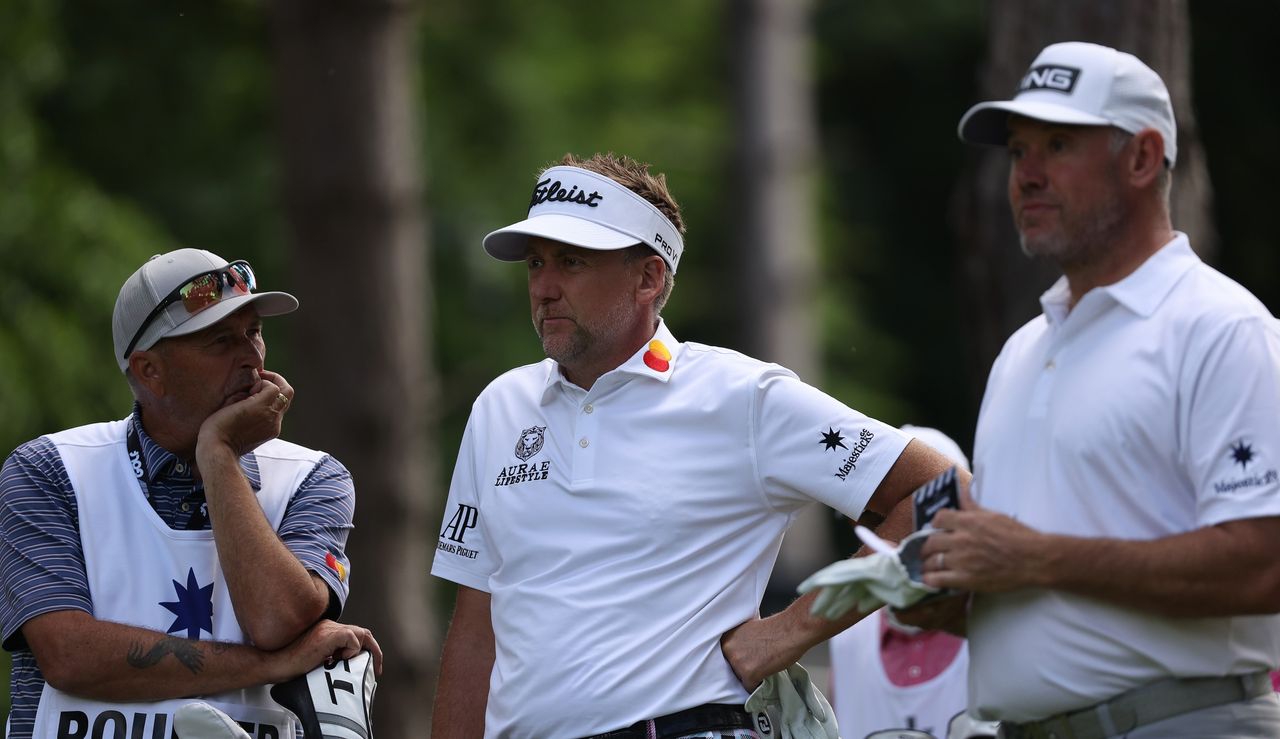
[174,702,252,739]
[798,527,938,620]
[270,650,377,739]
[744,664,839,739]
[946,710,1000,739]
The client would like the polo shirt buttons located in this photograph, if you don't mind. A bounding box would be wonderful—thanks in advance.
[584,404,594,414]
[1045,359,1056,370]
[579,438,590,448]
[181,503,191,512]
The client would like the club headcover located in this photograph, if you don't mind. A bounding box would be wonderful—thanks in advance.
[270,650,377,739]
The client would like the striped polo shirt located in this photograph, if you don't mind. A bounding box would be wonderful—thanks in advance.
[0,407,354,739]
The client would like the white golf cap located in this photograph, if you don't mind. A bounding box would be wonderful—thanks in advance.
[483,165,684,273]
[958,41,1177,167]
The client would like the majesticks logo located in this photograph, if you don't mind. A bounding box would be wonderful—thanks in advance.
[834,429,875,481]
[531,177,603,209]
[1019,65,1081,94]
[1214,438,1278,495]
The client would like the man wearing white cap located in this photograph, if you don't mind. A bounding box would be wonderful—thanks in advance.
[907,42,1280,737]
[0,249,381,739]
[430,152,965,738]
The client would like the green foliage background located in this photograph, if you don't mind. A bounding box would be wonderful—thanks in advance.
[2,0,1276,721]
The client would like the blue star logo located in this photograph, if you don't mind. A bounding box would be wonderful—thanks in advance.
[1230,439,1256,470]
[820,427,847,451]
[160,568,214,640]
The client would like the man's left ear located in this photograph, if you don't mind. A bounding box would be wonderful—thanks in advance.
[1129,129,1166,187]
[636,256,665,306]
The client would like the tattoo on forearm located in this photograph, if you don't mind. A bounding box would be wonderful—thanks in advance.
[126,637,206,674]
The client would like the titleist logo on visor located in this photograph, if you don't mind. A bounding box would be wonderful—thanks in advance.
[530,178,604,209]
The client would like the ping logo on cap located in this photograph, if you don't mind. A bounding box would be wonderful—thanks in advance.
[530,177,603,209]
[1019,64,1081,94]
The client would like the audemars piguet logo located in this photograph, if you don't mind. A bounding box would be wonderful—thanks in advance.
[515,426,546,461]
[438,503,481,560]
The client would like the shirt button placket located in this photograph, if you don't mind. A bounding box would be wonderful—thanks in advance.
[572,399,599,484]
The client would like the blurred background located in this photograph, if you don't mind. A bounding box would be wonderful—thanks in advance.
[2,0,1276,733]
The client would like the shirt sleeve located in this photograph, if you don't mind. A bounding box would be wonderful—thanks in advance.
[278,454,355,618]
[431,413,494,592]
[752,369,911,518]
[1184,315,1280,526]
[0,438,93,651]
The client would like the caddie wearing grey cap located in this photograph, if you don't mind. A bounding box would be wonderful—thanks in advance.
[896,41,1280,738]
[0,248,381,739]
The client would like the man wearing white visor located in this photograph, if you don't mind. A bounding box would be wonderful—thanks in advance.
[899,42,1280,737]
[430,153,967,738]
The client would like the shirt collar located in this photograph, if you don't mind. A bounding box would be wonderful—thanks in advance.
[1039,232,1198,324]
[1102,232,1198,317]
[129,405,261,490]
[539,320,682,404]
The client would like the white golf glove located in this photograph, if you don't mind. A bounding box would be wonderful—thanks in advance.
[797,527,937,620]
[744,664,839,739]
[174,702,251,739]
[270,650,378,739]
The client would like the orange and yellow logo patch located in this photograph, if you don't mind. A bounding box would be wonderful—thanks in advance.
[325,551,348,582]
[643,340,671,372]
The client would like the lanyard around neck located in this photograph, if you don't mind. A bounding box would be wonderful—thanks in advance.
[126,421,208,530]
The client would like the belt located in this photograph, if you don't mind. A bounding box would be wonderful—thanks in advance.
[582,703,755,739]
[1000,671,1272,739]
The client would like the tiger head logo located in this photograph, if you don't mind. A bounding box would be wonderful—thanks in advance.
[514,426,547,461]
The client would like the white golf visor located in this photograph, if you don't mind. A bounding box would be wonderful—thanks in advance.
[483,165,684,273]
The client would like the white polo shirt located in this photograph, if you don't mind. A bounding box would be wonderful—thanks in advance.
[968,234,1280,721]
[432,321,909,738]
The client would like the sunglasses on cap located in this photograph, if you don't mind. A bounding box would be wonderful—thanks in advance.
[121,261,257,360]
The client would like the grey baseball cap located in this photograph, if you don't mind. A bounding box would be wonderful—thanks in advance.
[958,41,1177,167]
[112,248,298,372]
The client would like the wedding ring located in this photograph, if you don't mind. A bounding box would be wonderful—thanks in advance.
[274,393,290,410]
[937,552,945,570]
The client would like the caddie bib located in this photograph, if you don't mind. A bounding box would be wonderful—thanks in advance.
[32,419,323,739]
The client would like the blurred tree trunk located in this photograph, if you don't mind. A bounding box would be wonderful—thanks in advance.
[728,0,831,597]
[952,0,1212,399]
[271,0,437,735]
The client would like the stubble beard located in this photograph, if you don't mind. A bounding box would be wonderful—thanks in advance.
[536,298,638,370]
[1017,187,1126,269]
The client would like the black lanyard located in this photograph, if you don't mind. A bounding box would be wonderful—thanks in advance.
[126,422,208,530]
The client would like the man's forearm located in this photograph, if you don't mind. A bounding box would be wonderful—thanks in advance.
[198,443,329,648]
[27,611,281,701]
[27,611,376,704]
[432,586,495,739]
[1034,517,1280,616]
[925,509,1280,618]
